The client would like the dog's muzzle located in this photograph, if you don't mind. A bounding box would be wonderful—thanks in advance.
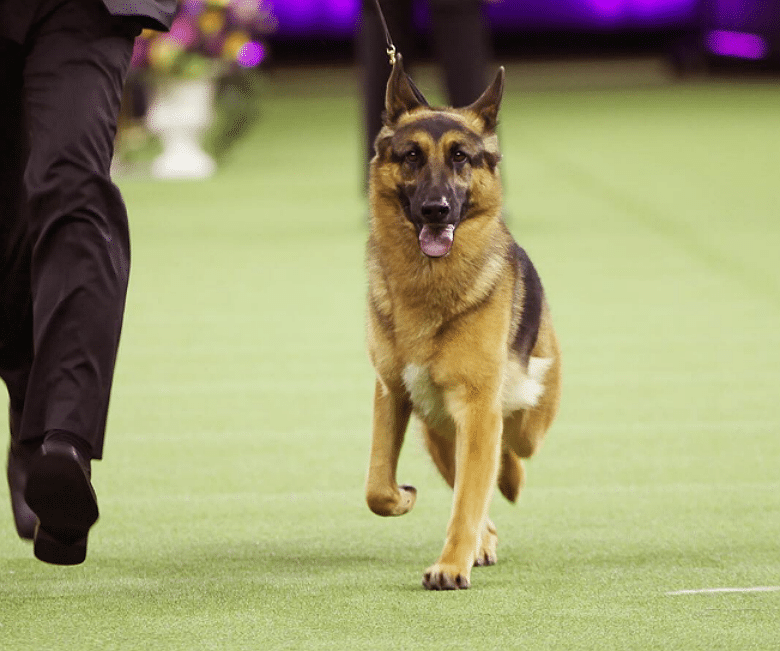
[417,199,456,258]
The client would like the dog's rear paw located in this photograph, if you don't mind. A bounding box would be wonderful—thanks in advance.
[422,563,471,590]
[474,548,497,567]
[366,484,417,517]
[474,519,498,567]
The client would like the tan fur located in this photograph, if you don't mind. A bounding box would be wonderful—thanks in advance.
[365,57,561,590]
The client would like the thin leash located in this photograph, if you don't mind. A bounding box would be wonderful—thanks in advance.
[372,0,397,65]
[370,0,428,105]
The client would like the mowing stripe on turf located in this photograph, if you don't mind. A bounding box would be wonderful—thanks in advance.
[666,586,780,596]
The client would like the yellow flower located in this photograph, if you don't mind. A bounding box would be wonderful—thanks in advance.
[222,31,249,61]
[149,37,182,72]
[199,8,225,35]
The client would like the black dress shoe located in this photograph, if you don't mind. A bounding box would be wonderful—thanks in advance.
[24,440,99,565]
[6,440,38,540]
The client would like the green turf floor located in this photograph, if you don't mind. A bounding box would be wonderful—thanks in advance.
[2,62,779,650]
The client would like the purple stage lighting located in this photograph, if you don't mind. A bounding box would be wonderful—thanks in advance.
[587,0,624,21]
[706,30,769,60]
[271,0,698,37]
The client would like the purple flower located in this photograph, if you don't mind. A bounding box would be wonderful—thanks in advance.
[236,41,265,67]
[168,17,199,48]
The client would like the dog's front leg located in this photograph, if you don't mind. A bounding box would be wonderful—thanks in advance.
[423,388,502,590]
[365,380,416,517]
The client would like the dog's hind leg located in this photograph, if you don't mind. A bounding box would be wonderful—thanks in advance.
[504,308,562,463]
[365,380,417,517]
[422,423,455,488]
[497,445,525,503]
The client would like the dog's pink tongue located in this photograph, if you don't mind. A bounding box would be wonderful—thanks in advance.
[419,224,454,258]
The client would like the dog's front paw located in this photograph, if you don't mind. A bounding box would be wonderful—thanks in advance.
[422,563,471,590]
[366,484,417,517]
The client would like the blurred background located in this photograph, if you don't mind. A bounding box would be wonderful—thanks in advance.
[115,0,780,176]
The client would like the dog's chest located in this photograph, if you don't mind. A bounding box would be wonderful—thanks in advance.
[401,357,552,430]
[402,364,451,431]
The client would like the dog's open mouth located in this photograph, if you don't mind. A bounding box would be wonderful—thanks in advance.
[419,224,455,258]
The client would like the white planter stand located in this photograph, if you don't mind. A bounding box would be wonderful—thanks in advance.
[146,78,217,179]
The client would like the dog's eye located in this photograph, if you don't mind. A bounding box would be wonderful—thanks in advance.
[452,150,469,164]
[405,149,421,164]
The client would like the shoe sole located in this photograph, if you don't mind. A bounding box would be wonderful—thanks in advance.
[24,449,99,565]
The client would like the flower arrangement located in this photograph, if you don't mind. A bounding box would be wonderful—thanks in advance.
[131,0,278,79]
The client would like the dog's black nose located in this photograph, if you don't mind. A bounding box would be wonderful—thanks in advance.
[420,200,450,222]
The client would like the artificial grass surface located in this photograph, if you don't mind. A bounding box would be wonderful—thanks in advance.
[2,62,779,650]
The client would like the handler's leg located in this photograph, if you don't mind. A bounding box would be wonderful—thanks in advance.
[429,0,492,107]
[19,0,139,564]
[20,0,138,458]
[0,37,36,540]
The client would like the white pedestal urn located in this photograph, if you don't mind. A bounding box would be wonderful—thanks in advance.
[146,77,217,179]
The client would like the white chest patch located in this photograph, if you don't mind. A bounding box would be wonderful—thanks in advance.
[501,356,553,416]
[402,356,553,426]
[402,364,450,429]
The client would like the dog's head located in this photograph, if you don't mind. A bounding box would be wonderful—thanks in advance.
[372,55,504,258]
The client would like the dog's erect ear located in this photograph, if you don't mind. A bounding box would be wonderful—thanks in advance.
[465,67,505,132]
[384,54,429,125]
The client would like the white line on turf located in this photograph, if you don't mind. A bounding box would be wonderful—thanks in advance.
[666,586,780,596]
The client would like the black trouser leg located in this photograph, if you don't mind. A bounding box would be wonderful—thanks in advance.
[16,0,138,459]
[0,37,34,422]
[429,0,492,107]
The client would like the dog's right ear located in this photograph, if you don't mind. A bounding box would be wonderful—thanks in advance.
[384,54,429,125]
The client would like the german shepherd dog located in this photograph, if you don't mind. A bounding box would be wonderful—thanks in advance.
[365,56,562,590]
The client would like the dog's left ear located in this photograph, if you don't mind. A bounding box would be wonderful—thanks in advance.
[385,54,430,125]
[465,67,505,132]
